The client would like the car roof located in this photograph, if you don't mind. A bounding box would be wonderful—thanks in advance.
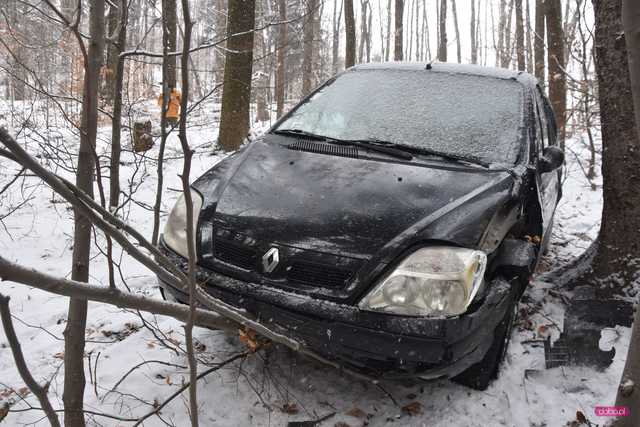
[350,62,539,87]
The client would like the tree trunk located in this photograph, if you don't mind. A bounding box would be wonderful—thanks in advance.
[515,0,525,70]
[471,0,477,64]
[332,0,343,73]
[438,0,447,61]
[525,0,533,73]
[590,0,640,284]
[546,0,566,148]
[534,0,545,82]
[162,0,177,89]
[63,1,104,426]
[218,0,256,151]
[451,0,461,63]
[109,0,128,211]
[386,0,392,61]
[623,0,640,138]
[103,4,119,103]
[393,0,403,60]
[359,0,368,63]
[276,0,287,117]
[302,0,317,95]
[345,0,356,67]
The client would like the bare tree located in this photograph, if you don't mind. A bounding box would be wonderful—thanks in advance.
[525,0,533,73]
[534,0,545,81]
[386,0,392,61]
[438,0,447,61]
[545,0,566,147]
[302,0,318,94]
[218,0,256,151]
[62,1,105,425]
[345,0,356,67]
[471,0,478,64]
[613,1,640,422]
[276,0,287,116]
[332,0,343,72]
[451,0,461,63]
[394,0,404,60]
[515,0,525,70]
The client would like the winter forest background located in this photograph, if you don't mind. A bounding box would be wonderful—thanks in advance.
[1,0,640,426]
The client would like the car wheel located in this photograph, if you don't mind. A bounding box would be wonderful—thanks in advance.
[452,303,517,391]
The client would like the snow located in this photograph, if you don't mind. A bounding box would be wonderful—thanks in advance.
[0,100,630,427]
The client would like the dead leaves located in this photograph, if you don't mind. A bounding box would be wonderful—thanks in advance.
[281,402,299,414]
[238,327,271,353]
[345,407,367,419]
[401,401,422,416]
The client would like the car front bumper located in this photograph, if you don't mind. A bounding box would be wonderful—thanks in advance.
[158,240,518,380]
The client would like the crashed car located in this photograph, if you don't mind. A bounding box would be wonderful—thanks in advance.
[158,63,564,390]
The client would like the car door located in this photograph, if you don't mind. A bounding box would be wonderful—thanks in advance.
[533,86,561,239]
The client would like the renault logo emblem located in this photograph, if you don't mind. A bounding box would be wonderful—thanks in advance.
[262,247,279,273]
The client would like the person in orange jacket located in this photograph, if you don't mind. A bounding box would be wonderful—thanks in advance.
[157,88,181,124]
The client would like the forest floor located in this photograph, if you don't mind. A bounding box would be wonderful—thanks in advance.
[0,102,629,427]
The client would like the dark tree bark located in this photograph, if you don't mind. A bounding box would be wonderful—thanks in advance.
[103,4,119,103]
[63,1,104,426]
[162,0,177,89]
[218,0,256,151]
[109,0,128,211]
[451,0,461,63]
[515,0,525,70]
[393,0,403,60]
[358,0,369,63]
[534,0,545,82]
[386,0,392,61]
[332,0,343,72]
[345,0,356,67]
[438,0,447,61]
[471,0,477,64]
[591,0,640,423]
[546,0,566,147]
[525,0,533,73]
[302,0,318,95]
[590,0,640,283]
[276,0,287,116]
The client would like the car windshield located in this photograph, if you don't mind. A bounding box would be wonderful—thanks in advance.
[275,69,524,165]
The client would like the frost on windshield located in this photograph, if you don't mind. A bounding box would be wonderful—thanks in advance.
[278,69,524,165]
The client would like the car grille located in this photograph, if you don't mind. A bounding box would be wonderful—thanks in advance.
[287,261,353,289]
[212,238,257,270]
[209,230,358,292]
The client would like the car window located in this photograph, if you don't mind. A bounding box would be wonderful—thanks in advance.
[276,69,525,166]
[533,88,548,150]
[536,86,557,146]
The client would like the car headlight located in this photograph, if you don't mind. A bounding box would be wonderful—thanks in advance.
[163,189,203,259]
[358,247,487,317]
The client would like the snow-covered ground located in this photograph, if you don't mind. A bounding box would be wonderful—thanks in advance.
[0,101,628,427]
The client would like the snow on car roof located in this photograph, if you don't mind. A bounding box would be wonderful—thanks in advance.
[351,62,539,85]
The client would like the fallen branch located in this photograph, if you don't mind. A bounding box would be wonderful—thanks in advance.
[0,294,61,427]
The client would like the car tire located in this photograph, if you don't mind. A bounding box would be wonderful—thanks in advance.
[451,303,517,391]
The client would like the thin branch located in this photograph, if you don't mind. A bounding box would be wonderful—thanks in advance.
[0,294,61,427]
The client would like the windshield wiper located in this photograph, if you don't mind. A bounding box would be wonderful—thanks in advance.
[358,140,492,168]
[272,129,413,161]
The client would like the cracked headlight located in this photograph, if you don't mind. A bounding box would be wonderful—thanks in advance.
[359,247,487,317]
[163,189,203,259]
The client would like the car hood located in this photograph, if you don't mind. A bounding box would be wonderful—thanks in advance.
[194,137,514,261]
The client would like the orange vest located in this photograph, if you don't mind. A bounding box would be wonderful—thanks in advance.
[157,89,182,119]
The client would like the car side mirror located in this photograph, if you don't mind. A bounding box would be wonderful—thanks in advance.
[538,146,564,173]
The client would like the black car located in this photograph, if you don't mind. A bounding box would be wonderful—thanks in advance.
[158,63,564,390]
